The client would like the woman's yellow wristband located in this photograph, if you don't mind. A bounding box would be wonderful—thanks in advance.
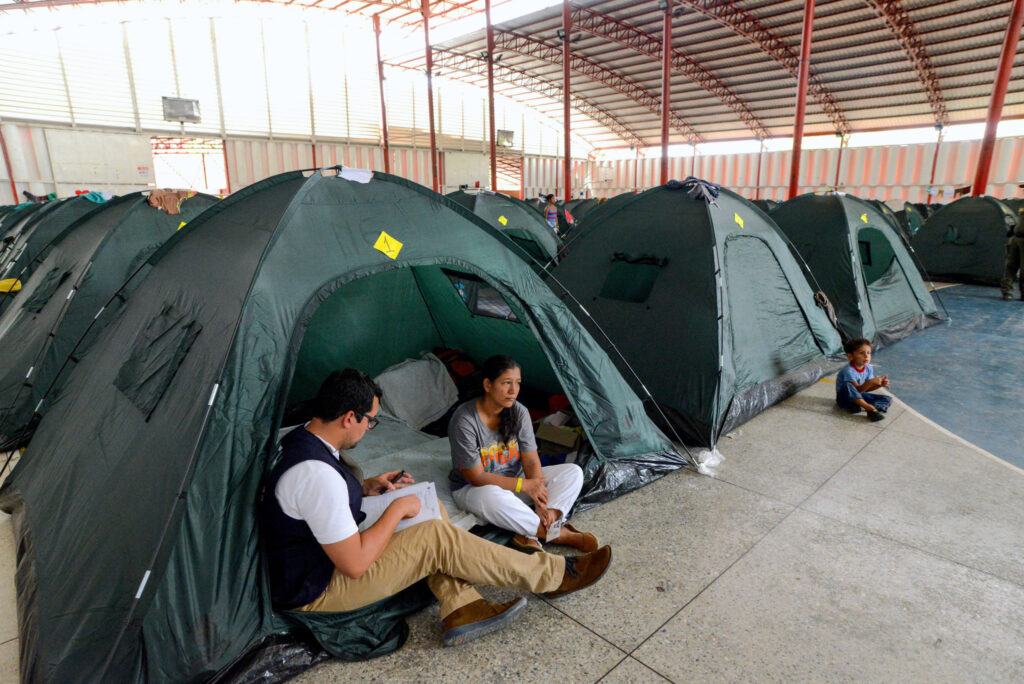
[514,478,523,493]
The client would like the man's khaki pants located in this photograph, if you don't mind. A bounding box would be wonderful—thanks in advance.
[299,504,564,618]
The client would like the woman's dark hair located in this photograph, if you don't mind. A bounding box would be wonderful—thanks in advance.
[481,354,520,444]
[311,368,382,422]
[544,194,554,203]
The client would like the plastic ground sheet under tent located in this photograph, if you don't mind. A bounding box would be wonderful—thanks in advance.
[912,196,1019,285]
[0,191,218,448]
[0,168,683,683]
[547,179,843,449]
[771,193,945,348]
[445,189,562,266]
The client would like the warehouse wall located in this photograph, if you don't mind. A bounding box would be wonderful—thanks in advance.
[592,137,1024,202]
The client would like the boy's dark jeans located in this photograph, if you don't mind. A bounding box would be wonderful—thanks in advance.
[837,383,892,413]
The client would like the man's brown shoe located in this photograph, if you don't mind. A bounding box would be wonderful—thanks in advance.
[509,534,543,554]
[441,597,527,646]
[543,545,612,598]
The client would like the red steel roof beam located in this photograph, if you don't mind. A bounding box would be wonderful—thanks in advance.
[423,0,440,192]
[571,4,770,141]
[677,0,850,136]
[424,49,647,148]
[863,0,947,127]
[562,0,572,202]
[660,0,672,185]
[494,31,702,143]
[788,0,814,201]
[972,0,1024,196]
[373,14,392,173]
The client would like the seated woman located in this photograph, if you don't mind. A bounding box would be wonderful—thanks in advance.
[448,354,597,553]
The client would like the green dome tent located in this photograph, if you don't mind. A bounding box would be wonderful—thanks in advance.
[912,196,1018,285]
[445,189,561,264]
[0,202,43,241]
[868,199,912,241]
[750,198,779,213]
[896,200,926,236]
[772,193,943,346]
[547,180,843,448]
[564,198,599,222]
[530,196,575,236]
[0,195,107,313]
[0,169,682,683]
[574,192,635,232]
[0,191,217,448]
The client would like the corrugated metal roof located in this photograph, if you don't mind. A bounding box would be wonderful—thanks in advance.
[2,0,1021,148]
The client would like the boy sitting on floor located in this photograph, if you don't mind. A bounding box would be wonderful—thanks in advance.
[835,337,892,422]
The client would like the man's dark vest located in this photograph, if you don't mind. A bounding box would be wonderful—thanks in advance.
[260,428,366,610]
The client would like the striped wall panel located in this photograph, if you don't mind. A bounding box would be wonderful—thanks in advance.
[591,137,1024,203]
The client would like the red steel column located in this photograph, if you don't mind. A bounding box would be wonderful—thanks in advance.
[927,126,944,203]
[833,136,846,189]
[755,141,764,199]
[0,125,17,203]
[788,0,815,200]
[660,0,673,185]
[972,0,1024,196]
[485,0,497,191]
[374,14,391,174]
[562,0,572,201]
[423,0,440,192]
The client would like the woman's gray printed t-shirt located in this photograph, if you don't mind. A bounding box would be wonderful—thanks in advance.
[448,400,537,489]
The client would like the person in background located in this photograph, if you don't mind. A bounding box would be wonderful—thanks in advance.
[543,194,559,234]
[835,338,892,422]
[448,355,598,554]
[1000,210,1024,301]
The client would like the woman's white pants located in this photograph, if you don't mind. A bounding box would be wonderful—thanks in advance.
[452,463,584,541]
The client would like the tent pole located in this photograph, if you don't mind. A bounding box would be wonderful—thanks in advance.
[659,0,672,185]
[787,0,814,200]
[562,0,572,202]
[374,14,391,174]
[485,0,497,191]
[422,0,439,192]
[926,126,943,203]
[972,0,1024,196]
[0,124,18,203]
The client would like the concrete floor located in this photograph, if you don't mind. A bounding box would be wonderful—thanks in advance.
[2,379,1023,682]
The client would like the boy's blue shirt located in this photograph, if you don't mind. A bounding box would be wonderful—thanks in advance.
[836,363,873,392]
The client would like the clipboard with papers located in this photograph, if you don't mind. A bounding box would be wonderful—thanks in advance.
[358,481,442,533]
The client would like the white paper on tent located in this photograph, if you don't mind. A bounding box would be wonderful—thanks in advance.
[340,167,373,184]
[358,481,442,533]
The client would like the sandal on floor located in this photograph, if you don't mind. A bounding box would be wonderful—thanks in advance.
[510,534,543,554]
[562,523,599,553]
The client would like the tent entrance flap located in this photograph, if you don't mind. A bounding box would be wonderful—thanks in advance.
[287,264,560,408]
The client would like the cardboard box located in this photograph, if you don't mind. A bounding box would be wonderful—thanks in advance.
[535,422,582,452]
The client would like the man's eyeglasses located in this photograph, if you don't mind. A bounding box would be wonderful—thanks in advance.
[354,412,379,430]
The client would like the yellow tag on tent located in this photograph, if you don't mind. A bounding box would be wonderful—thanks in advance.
[374,231,403,260]
[178,221,187,231]
[734,213,744,229]
[0,278,21,293]
[860,213,868,223]
[498,215,508,226]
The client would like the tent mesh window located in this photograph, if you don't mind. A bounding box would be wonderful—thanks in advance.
[858,240,872,267]
[598,253,667,303]
[443,269,520,322]
[114,303,202,419]
[21,267,71,313]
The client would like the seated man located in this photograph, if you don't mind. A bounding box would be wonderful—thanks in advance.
[260,368,612,646]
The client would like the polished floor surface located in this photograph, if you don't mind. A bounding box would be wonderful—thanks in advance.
[4,375,1022,682]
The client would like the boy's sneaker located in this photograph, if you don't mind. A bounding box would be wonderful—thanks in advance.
[868,410,885,422]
